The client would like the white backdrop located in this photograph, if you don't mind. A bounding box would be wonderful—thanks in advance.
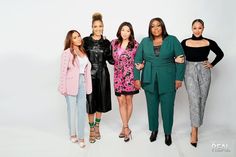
[0,0,235,149]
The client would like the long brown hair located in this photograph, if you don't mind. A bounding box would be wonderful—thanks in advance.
[115,22,135,49]
[64,30,86,65]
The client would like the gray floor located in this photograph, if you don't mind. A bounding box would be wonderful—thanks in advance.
[0,88,235,157]
[0,122,235,157]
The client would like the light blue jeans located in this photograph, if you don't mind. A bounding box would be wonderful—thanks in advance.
[65,74,86,139]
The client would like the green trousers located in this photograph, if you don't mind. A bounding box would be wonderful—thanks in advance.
[144,80,176,135]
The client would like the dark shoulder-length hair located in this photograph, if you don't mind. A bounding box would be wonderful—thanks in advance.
[64,30,86,65]
[115,21,135,49]
[148,17,168,39]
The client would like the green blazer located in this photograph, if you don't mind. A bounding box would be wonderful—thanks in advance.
[134,35,185,93]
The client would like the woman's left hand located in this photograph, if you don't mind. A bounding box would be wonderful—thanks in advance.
[134,80,141,90]
[175,80,182,89]
[203,60,213,69]
[175,55,185,63]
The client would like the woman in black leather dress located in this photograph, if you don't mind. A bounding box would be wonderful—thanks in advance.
[83,13,114,143]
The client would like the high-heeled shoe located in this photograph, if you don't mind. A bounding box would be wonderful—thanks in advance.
[191,142,197,147]
[119,132,125,138]
[165,134,172,146]
[190,132,198,147]
[119,127,125,138]
[79,139,86,148]
[89,127,96,143]
[124,127,132,142]
[70,136,78,143]
[94,122,101,140]
[149,131,158,142]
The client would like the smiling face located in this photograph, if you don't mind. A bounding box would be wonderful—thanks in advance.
[192,21,204,37]
[151,20,163,38]
[71,32,82,47]
[120,25,131,41]
[92,20,103,36]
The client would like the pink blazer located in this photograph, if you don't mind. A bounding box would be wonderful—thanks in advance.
[58,48,92,96]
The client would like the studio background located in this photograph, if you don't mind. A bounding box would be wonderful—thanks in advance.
[0,0,235,157]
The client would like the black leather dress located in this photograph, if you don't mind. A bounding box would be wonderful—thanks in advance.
[83,35,114,114]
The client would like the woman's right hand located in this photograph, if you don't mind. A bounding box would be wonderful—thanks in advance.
[134,80,141,90]
[135,61,145,70]
[203,60,213,69]
[62,92,67,96]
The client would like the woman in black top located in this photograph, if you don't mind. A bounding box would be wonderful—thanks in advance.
[181,19,224,147]
[83,13,114,143]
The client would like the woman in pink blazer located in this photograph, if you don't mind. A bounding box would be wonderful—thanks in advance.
[58,30,92,148]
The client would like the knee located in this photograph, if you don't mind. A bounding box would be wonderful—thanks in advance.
[125,97,133,106]
[118,100,126,108]
[126,101,133,107]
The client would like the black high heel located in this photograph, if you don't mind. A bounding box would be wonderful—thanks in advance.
[191,142,197,147]
[165,134,172,146]
[190,132,198,147]
[119,132,125,138]
[149,131,158,142]
[124,127,132,142]
[119,127,125,138]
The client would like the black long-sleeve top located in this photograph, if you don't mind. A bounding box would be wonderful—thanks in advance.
[83,35,114,77]
[181,36,224,66]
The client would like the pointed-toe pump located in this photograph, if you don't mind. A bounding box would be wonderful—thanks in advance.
[149,131,158,142]
[165,134,172,146]
[190,132,198,148]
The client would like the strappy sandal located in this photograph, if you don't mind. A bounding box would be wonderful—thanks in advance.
[119,127,125,138]
[89,127,96,143]
[94,122,101,140]
[124,126,132,142]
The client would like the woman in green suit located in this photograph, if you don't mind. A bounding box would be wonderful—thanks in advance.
[134,17,185,146]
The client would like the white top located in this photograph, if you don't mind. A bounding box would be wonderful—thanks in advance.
[78,55,89,74]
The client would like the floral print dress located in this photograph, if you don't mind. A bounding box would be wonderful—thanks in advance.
[111,39,139,96]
